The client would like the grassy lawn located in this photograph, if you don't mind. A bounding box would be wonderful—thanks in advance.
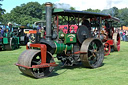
[0,41,128,85]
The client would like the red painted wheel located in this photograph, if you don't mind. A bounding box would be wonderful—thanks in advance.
[104,43,111,56]
[113,33,120,51]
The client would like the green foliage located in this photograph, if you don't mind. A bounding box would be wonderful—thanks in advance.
[2,2,44,26]
[102,7,118,17]
[2,13,11,23]
[118,8,128,26]
[0,0,5,22]
[70,7,75,10]
[83,8,101,13]
[21,2,42,19]
[101,7,120,27]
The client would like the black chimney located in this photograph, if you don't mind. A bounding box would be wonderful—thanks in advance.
[45,2,53,41]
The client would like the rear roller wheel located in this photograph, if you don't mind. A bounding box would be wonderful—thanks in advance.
[113,33,120,51]
[80,38,104,68]
[17,49,54,78]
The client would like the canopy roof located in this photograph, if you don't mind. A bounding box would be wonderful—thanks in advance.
[43,8,120,22]
[52,9,110,18]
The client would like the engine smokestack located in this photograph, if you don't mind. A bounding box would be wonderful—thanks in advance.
[45,2,53,41]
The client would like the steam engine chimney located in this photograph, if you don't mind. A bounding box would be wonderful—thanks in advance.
[45,2,53,41]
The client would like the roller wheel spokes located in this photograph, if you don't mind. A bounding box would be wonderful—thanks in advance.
[88,41,101,66]
[80,38,104,68]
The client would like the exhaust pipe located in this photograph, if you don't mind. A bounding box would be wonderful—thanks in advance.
[45,2,53,41]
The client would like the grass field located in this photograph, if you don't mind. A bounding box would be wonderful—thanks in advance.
[0,41,128,85]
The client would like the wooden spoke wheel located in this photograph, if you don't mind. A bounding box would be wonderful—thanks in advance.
[80,38,104,68]
[113,33,120,51]
[17,49,54,78]
[104,42,111,56]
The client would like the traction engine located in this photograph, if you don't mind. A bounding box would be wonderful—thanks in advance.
[16,2,104,78]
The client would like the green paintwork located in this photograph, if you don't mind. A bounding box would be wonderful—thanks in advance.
[3,38,8,44]
[43,8,64,14]
[64,34,76,44]
[58,30,65,39]
[53,8,64,13]
[54,41,73,54]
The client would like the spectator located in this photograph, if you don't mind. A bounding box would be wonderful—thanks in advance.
[0,27,4,37]
[0,27,2,37]
[3,28,9,37]
[37,24,41,33]
[119,30,123,41]
[122,31,126,41]
[126,31,128,35]
[6,22,13,32]
[40,27,45,38]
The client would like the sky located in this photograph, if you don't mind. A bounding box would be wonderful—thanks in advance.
[1,0,128,13]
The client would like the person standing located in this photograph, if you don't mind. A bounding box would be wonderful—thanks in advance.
[123,31,126,41]
[0,27,4,37]
[37,24,41,33]
[40,27,45,38]
[6,22,13,32]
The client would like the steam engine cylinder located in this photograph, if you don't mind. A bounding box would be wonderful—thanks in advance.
[54,41,73,54]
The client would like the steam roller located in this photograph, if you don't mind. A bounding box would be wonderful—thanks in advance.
[15,2,104,78]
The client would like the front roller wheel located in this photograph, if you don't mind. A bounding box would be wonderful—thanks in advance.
[80,38,104,68]
[17,49,54,78]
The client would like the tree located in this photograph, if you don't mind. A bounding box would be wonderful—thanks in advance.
[83,8,101,13]
[118,8,128,26]
[21,2,42,19]
[2,13,11,24]
[101,7,118,17]
[0,0,5,22]
[2,2,42,25]
[18,15,39,26]
[70,7,75,10]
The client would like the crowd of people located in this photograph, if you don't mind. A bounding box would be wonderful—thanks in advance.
[0,22,13,37]
[119,30,128,41]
